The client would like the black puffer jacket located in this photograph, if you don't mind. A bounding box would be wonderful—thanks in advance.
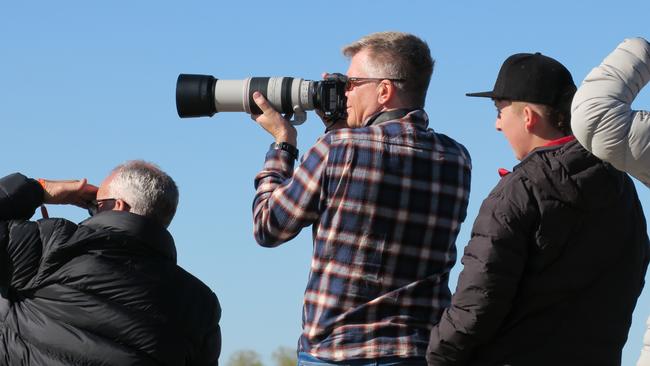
[0,173,221,365]
[427,140,649,366]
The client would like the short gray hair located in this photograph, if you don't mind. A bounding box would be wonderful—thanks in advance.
[342,31,434,107]
[107,160,179,228]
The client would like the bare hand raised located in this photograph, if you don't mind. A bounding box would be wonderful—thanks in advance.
[40,178,98,209]
[251,92,297,146]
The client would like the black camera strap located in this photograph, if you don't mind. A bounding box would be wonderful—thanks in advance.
[364,108,417,127]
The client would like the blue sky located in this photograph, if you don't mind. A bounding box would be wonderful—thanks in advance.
[2,1,649,364]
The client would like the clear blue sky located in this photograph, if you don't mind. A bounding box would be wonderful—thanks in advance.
[2,1,649,364]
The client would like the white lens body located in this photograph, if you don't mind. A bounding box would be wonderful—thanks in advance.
[213,77,315,124]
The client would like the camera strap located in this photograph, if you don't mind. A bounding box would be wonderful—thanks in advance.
[364,108,417,127]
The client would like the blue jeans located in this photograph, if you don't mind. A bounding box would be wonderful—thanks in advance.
[297,352,427,366]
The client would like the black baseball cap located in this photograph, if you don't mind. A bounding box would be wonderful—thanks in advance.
[467,52,576,111]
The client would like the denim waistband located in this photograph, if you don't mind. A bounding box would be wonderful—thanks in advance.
[297,352,426,366]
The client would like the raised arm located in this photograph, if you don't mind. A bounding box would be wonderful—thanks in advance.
[0,173,97,289]
[571,37,650,186]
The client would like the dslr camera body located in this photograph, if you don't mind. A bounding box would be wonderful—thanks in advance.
[176,73,348,125]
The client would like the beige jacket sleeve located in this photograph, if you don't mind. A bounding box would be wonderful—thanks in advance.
[571,37,650,187]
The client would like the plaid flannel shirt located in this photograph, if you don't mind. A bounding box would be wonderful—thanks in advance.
[253,109,471,361]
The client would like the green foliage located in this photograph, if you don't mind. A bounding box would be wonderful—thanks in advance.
[227,350,264,366]
[272,346,297,366]
[227,346,297,366]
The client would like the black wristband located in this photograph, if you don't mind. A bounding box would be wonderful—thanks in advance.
[270,142,299,160]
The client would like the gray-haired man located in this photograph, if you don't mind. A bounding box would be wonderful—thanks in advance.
[0,161,221,366]
[252,31,471,365]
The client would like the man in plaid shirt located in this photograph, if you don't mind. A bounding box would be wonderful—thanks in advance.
[252,31,471,365]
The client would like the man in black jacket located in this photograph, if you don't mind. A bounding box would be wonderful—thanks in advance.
[426,53,649,365]
[0,160,221,365]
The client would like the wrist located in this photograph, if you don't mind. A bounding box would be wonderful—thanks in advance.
[37,178,47,190]
[36,178,50,201]
[274,130,297,147]
[270,142,299,160]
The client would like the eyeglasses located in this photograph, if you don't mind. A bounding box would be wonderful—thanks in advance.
[87,198,117,217]
[345,77,406,91]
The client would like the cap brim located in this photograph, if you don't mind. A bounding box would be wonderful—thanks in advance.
[465,91,495,98]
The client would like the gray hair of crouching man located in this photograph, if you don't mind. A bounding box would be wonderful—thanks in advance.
[107,160,179,228]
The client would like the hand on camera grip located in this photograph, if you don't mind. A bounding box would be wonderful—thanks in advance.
[251,92,297,146]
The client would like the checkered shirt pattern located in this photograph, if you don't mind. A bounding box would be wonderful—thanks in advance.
[253,110,471,361]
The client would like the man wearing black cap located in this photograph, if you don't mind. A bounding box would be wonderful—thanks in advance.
[426,53,649,365]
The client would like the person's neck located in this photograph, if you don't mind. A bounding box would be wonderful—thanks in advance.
[531,135,563,150]
[383,97,414,111]
[527,126,567,152]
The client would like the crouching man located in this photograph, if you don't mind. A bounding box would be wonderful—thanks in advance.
[0,161,221,366]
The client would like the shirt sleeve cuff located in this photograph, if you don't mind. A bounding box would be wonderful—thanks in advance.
[264,147,296,173]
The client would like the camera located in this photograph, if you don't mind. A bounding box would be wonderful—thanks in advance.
[175,73,348,125]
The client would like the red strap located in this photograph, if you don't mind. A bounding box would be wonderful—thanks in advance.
[37,179,49,218]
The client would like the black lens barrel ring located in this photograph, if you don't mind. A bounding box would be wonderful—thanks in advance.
[176,74,217,117]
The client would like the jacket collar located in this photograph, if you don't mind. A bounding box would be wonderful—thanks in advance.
[80,211,177,262]
[524,135,577,159]
[499,135,577,177]
[364,108,428,128]
[515,136,578,169]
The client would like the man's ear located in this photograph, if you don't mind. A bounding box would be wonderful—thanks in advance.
[377,80,394,105]
[114,199,131,212]
[522,104,539,131]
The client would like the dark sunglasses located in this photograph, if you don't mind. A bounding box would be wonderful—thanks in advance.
[87,198,117,216]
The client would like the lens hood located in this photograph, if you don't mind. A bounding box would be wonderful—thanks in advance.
[176,74,217,118]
